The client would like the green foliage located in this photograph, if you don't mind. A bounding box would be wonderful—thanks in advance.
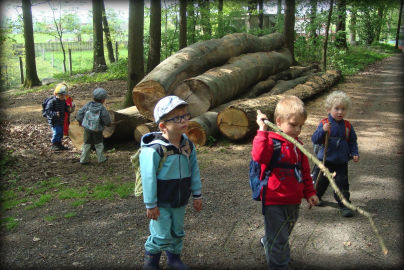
[0,217,19,230]
[58,186,89,199]
[64,212,77,218]
[25,194,53,210]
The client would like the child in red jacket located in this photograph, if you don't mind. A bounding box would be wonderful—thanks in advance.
[252,95,319,269]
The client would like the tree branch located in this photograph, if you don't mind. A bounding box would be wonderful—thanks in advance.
[264,119,388,256]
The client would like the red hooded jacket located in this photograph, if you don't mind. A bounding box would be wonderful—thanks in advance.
[251,131,316,205]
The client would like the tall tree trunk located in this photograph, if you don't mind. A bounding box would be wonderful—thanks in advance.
[147,0,161,73]
[198,0,211,40]
[323,0,334,71]
[247,0,257,33]
[188,0,196,44]
[22,0,41,88]
[349,6,357,45]
[284,0,296,64]
[101,0,115,63]
[309,0,318,41]
[258,0,264,31]
[217,0,224,38]
[125,0,144,108]
[335,0,347,49]
[276,0,283,32]
[396,0,403,49]
[375,4,385,43]
[92,0,107,72]
[179,0,187,49]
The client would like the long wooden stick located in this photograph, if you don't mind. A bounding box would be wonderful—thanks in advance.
[264,119,388,256]
[315,132,329,189]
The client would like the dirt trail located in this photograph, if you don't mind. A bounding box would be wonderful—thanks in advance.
[0,55,403,270]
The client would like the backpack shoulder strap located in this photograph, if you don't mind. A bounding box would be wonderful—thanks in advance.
[344,120,351,141]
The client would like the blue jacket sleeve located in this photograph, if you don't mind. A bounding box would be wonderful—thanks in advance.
[189,144,202,199]
[311,122,326,145]
[348,125,359,157]
[139,147,161,209]
[45,98,57,120]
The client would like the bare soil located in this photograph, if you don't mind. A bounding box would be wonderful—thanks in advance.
[0,54,403,270]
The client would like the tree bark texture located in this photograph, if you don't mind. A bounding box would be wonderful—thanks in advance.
[134,122,158,143]
[133,32,286,120]
[396,0,403,49]
[174,48,293,117]
[186,112,218,146]
[216,70,341,141]
[179,0,187,49]
[147,0,162,73]
[125,0,144,108]
[101,0,115,63]
[323,0,334,71]
[284,0,296,64]
[22,0,41,88]
[103,106,149,140]
[335,0,347,49]
[92,0,107,72]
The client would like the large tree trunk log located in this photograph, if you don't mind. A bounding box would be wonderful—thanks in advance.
[174,48,293,117]
[263,74,314,96]
[216,70,341,141]
[241,64,320,99]
[103,106,149,140]
[186,112,219,146]
[69,106,148,149]
[132,32,285,120]
[134,122,159,143]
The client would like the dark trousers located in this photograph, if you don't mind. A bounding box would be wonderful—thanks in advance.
[316,162,350,208]
[262,205,300,270]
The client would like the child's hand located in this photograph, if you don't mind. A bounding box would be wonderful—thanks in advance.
[146,207,160,220]
[256,110,268,131]
[307,195,319,209]
[353,155,359,162]
[56,112,60,118]
[322,122,331,133]
[193,199,202,212]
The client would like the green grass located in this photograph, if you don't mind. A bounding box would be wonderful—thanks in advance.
[25,194,53,210]
[0,217,19,230]
[71,199,87,208]
[44,215,57,222]
[58,186,89,199]
[64,212,77,218]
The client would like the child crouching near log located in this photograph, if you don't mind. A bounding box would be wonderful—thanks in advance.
[75,88,111,164]
[139,96,202,270]
[252,95,319,269]
[311,90,359,217]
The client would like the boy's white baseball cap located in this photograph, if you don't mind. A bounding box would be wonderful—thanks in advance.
[153,95,188,123]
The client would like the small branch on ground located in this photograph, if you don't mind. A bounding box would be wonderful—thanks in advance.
[264,119,388,256]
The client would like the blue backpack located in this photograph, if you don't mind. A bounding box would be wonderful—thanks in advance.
[249,138,302,214]
[41,96,55,117]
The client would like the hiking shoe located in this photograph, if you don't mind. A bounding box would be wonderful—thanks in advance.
[340,207,353,217]
[260,237,265,247]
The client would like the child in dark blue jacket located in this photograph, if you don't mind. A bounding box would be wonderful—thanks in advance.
[312,91,359,217]
[45,83,73,151]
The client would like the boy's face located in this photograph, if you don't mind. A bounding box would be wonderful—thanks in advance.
[329,103,346,121]
[56,94,66,100]
[276,114,306,138]
[160,106,190,136]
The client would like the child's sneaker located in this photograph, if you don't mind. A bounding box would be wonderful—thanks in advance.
[166,251,189,270]
[340,207,353,217]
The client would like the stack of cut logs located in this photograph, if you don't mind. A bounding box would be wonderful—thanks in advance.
[69,32,341,148]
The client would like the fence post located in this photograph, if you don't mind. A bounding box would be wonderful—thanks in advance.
[69,48,72,76]
[115,41,118,62]
[43,47,45,60]
[19,57,24,84]
[52,52,54,67]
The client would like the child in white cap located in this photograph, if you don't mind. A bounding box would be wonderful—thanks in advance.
[140,95,202,270]
[76,88,111,164]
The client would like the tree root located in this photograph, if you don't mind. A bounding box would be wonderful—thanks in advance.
[264,119,388,256]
